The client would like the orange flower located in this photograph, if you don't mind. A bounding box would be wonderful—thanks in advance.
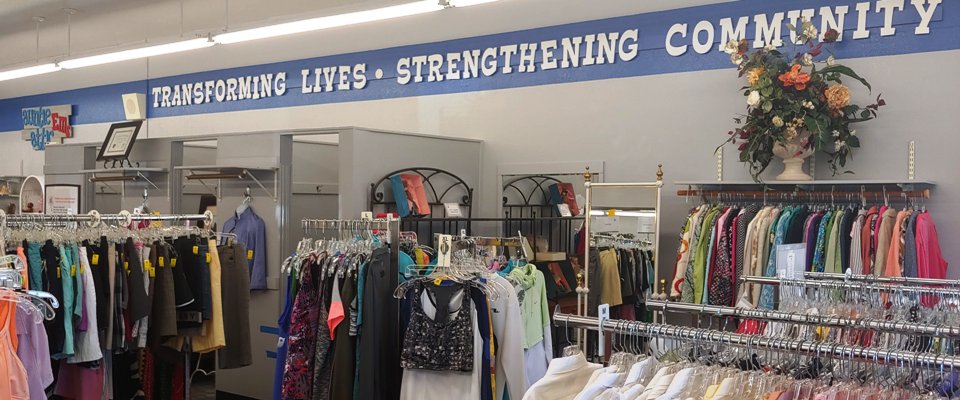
[823,84,851,110]
[778,64,811,90]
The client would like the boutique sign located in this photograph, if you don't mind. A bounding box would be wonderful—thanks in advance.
[20,105,73,151]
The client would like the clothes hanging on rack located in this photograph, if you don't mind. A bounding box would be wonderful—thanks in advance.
[222,207,268,290]
[2,212,251,400]
[670,202,947,308]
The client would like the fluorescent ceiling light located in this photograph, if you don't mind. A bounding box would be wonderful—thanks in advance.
[0,63,62,82]
[59,38,215,69]
[448,0,500,6]
[215,1,446,44]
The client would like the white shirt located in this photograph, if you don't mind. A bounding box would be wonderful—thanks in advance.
[522,353,602,400]
[634,372,674,400]
[574,371,623,400]
[489,274,527,400]
[654,368,694,400]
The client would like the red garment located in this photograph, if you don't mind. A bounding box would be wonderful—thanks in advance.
[399,174,431,216]
[54,362,105,400]
[916,213,948,307]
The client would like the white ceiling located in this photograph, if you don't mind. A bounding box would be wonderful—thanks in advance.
[0,0,401,67]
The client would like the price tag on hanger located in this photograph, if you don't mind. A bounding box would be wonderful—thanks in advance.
[158,257,165,267]
[193,246,199,255]
[92,254,99,266]
[171,258,177,268]
[437,234,453,268]
[360,212,373,221]
[444,203,463,218]
[247,250,254,260]
[207,253,213,263]
[597,304,610,358]
[70,264,76,277]
[144,260,152,271]
[557,204,573,217]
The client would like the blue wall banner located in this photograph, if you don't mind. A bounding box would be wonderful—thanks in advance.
[0,0,955,132]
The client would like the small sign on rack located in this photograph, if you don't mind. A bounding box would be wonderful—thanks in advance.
[557,204,573,217]
[437,234,453,268]
[444,203,463,218]
[360,211,373,221]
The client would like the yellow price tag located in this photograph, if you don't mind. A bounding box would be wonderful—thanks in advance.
[433,277,443,286]
[124,262,129,272]
[159,257,165,267]
[92,254,100,266]
[206,253,212,263]
[171,258,178,268]
[606,209,617,216]
[80,263,84,274]
[71,264,76,277]
[148,267,156,278]
[193,246,199,255]
[247,250,254,260]
[56,268,61,278]
[144,260,152,270]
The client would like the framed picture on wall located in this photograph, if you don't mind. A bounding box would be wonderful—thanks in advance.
[44,184,81,215]
[97,120,143,161]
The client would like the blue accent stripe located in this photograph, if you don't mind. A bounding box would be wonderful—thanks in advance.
[1,0,957,131]
[266,351,277,359]
[260,325,280,335]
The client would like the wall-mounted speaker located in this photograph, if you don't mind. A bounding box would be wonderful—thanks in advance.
[122,93,147,120]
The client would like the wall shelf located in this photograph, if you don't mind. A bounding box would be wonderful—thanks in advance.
[80,167,167,190]
[176,165,278,201]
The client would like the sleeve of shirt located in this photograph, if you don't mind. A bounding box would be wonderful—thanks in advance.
[221,218,237,246]
[250,215,268,289]
[538,272,553,363]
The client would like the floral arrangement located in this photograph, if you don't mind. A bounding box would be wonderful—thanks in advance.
[721,19,885,181]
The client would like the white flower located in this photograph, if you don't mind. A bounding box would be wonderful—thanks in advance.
[826,56,836,66]
[723,40,739,55]
[730,53,744,65]
[804,101,815,110]
[850,130,857,136]
[747,91,761,107]
[835,141,846,152]
[772,116,784,127]
[802,53,814,66]
[804,25,818,39]
[832,130,841,138]
[764,43,776,51]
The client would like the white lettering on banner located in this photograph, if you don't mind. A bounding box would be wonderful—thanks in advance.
[152,72,288,108]
[147,0,943,110]
[668,0,939,55]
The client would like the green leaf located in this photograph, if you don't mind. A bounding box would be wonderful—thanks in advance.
[860,110,871,119]
[786,23,797,32]
[804,116,825,135]
[847,135,860,148]
[761,86,773,97]
[740,150,750,162]
[762,101,773,113]
[820,65,872,91]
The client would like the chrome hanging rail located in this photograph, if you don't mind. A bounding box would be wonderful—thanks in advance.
[553,311,960,370]
[645,299,960,337]
[0,209,214,228]
[804,271,960,287]
[740,275,960,297]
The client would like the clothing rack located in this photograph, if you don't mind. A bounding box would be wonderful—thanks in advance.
[590,232,653,247]
[675,188,931,202]
[740,275,960,297]
[553,311,960,370]
[805,271,960,286]
[644,299,960,337]
[0,209,214,228]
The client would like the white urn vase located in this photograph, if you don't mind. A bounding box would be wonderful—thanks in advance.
[771,131,814,181]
